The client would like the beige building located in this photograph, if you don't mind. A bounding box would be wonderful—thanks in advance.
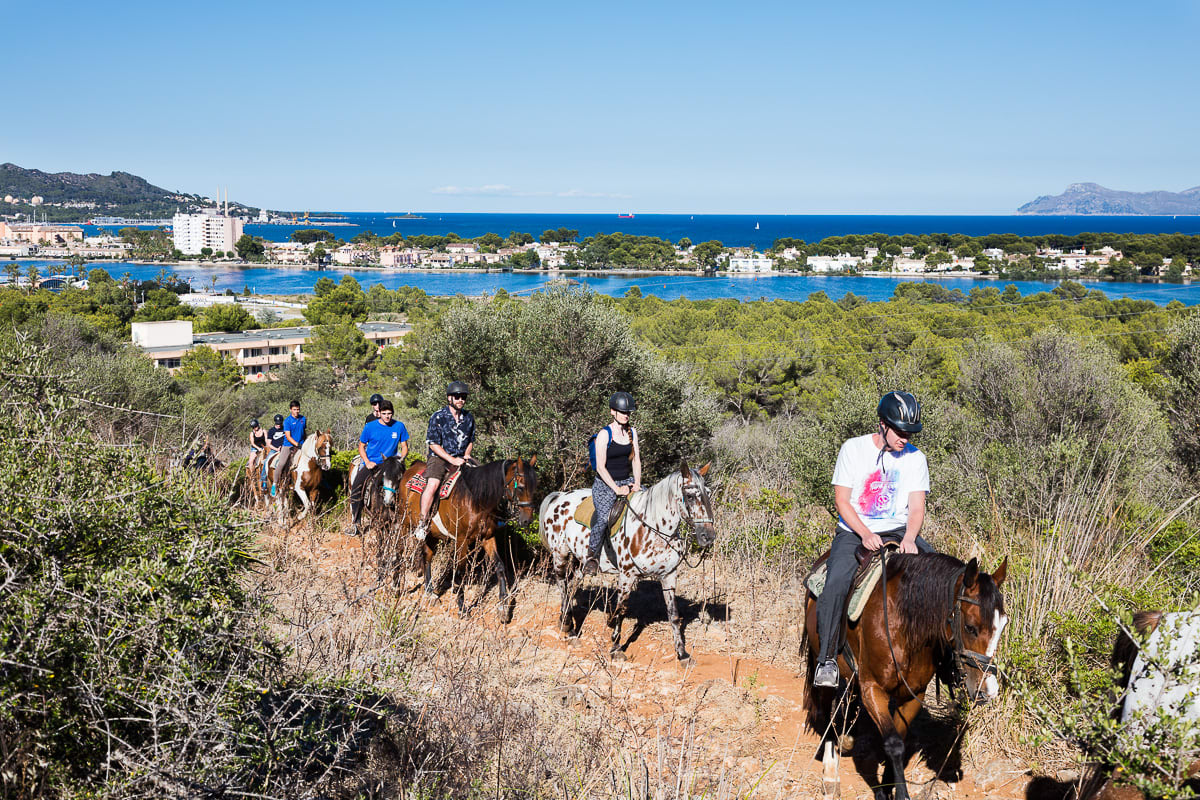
[172,209,244,255]
[0,222,85,244]
[132,319,410,381]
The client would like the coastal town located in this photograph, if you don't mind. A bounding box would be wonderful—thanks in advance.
[2,203,1195,282]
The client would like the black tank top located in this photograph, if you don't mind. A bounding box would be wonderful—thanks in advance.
[605,427,633,481]
[252,430,266,447]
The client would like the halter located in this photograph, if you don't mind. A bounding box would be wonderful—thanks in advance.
[625,471,714,551]
[503,462,536,519]
[879,553,999,705]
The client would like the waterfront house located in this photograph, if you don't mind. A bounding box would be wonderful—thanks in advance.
[807,254,863,273]
[893,257,927,274]
[728,253,774,273]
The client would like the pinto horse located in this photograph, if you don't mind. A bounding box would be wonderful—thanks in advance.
[276,430,333,525]
[394,456,537,622]
[802,552,1008,800]
[539,461,716,663]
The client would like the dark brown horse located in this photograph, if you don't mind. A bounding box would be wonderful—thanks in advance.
[393,456,537,622]
[802,552,1009,800]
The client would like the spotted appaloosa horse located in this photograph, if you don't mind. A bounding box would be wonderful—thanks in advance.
[277,430,332,525]
[539,460,716,663]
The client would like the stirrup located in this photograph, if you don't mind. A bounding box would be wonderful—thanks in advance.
[813,659,840,688]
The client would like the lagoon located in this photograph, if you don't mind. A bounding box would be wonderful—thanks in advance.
[23,260,1200,306]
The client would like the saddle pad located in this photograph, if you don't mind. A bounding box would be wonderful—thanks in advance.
[572,495,628,532]
[405,468,459,499]
[806,557,886,623]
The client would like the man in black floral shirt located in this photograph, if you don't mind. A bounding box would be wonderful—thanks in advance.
[415,381,476,541]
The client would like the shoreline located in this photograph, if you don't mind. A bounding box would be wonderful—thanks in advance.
[12,257,1193,287]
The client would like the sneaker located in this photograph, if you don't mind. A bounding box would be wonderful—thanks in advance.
[583,555,600,576]
[414,519,429,542]
[813,659,840,688]
[270,485,277,497]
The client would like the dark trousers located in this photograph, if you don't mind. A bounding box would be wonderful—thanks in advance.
[349,462,378,524]
[816,527,933,662]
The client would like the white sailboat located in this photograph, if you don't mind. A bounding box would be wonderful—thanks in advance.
[754,221,760,230]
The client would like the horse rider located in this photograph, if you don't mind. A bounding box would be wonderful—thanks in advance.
[344,399,409,537]
[584,391,643,576]
[264,414,287,490]
[414,381,475,541]
[272,400,307,497]
[350,393,387,486]
[248,419,266,475]
[812,390,932,688]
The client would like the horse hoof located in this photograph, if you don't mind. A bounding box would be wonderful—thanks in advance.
[611,649,628,662]
[839,734,855,756]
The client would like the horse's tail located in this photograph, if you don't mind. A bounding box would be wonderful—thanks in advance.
[799,597,825,732]
[538,492,561,549]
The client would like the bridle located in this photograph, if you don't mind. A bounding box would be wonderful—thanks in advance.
[626,472,715,550]
[504,461,536,519]
[879,553,1000,705]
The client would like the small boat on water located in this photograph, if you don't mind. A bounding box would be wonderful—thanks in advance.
[755,221,760,230]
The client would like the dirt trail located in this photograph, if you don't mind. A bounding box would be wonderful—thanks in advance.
[270,523,1040,800]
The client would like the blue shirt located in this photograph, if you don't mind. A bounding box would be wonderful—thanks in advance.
[426,406,475,458]
[283,414,307,446]
[360,419,409,463]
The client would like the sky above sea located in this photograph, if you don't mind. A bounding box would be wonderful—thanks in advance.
[4,1,1198,214]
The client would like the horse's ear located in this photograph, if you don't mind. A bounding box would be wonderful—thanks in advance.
[963,558,979,589]
[528,454,537,467]
[698,462,711,477]
[991,556,1008,588]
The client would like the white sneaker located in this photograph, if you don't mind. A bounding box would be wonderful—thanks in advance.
[414,519,429,542]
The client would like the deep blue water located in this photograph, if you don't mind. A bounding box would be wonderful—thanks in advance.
[84,212,1200,250]
[24,260,1200,306]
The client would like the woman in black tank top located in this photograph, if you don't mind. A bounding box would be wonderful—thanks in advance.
[584,391,643,574]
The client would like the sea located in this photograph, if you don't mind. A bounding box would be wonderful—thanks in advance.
[36,213,1200,306]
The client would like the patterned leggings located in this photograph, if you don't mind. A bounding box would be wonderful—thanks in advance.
[590,477,634,551]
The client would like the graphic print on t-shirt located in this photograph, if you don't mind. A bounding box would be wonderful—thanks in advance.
[857,468,898,519]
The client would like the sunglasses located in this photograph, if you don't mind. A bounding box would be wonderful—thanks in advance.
[449,393,466,400]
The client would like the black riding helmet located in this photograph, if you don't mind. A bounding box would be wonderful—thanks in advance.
[878,391,922,434]
[609,391,636,414]
[446,381,470,396]
[250,419,260,429]
[273,413,284,425]
[369,393,383,405]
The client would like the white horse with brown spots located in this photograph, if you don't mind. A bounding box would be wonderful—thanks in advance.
[277,430,332,525]
[539,460,716,663]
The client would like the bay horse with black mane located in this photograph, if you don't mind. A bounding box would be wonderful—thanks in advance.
[803,551,1008,800]
[393,456,537,622]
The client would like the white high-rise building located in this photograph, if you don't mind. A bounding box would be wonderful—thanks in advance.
[172,208,244,255]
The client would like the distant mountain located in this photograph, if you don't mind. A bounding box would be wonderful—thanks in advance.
[1017,183,1200,215]
[0,163,254,221]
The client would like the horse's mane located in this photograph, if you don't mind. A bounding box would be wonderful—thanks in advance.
[458,459,536,510]
[890,552,1005,648]
[629,471,684,518]
[300,431,328,457]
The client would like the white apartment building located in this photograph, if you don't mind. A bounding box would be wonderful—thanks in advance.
[728,254,774,273]
[807,254,863,273]
[172,209,244,255]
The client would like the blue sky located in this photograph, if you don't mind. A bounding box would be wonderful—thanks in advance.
[5,0,1198,213]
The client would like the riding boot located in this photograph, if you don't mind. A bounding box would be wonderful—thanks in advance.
[584,513,609,576]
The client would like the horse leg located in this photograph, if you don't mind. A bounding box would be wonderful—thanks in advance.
[480,536,514,624]
[661,572,691,663]
[861,682,910,800]
[422,539,437,596]
[607,571,637,660]
[294,482,309,521]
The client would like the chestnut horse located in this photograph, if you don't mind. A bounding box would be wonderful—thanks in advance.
[277,430,333,525]
[394,456,537,622]
[803,552,1009,800]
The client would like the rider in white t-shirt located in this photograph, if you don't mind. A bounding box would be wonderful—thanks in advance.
[812,391,933,689]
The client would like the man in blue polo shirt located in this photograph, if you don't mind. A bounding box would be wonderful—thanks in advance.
[273,399,307,496]
[344,399,409,537]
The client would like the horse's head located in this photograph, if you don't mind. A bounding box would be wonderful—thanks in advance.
[504,455,538,524]
[379,455,407,506]
[315,431,333,471]
[678,460,716,549]
[952,556,1008,705]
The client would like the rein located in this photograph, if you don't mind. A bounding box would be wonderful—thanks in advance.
[622,475,714,568]
[878,553,998,705]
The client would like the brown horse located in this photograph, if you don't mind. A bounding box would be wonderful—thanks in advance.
[802,552,1008,800]
[277,430,333,525]
[393,456,537,622]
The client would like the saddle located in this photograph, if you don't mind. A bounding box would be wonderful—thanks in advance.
[572,495,629,532]
[405,466,462,499]
[805,541,900,623]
